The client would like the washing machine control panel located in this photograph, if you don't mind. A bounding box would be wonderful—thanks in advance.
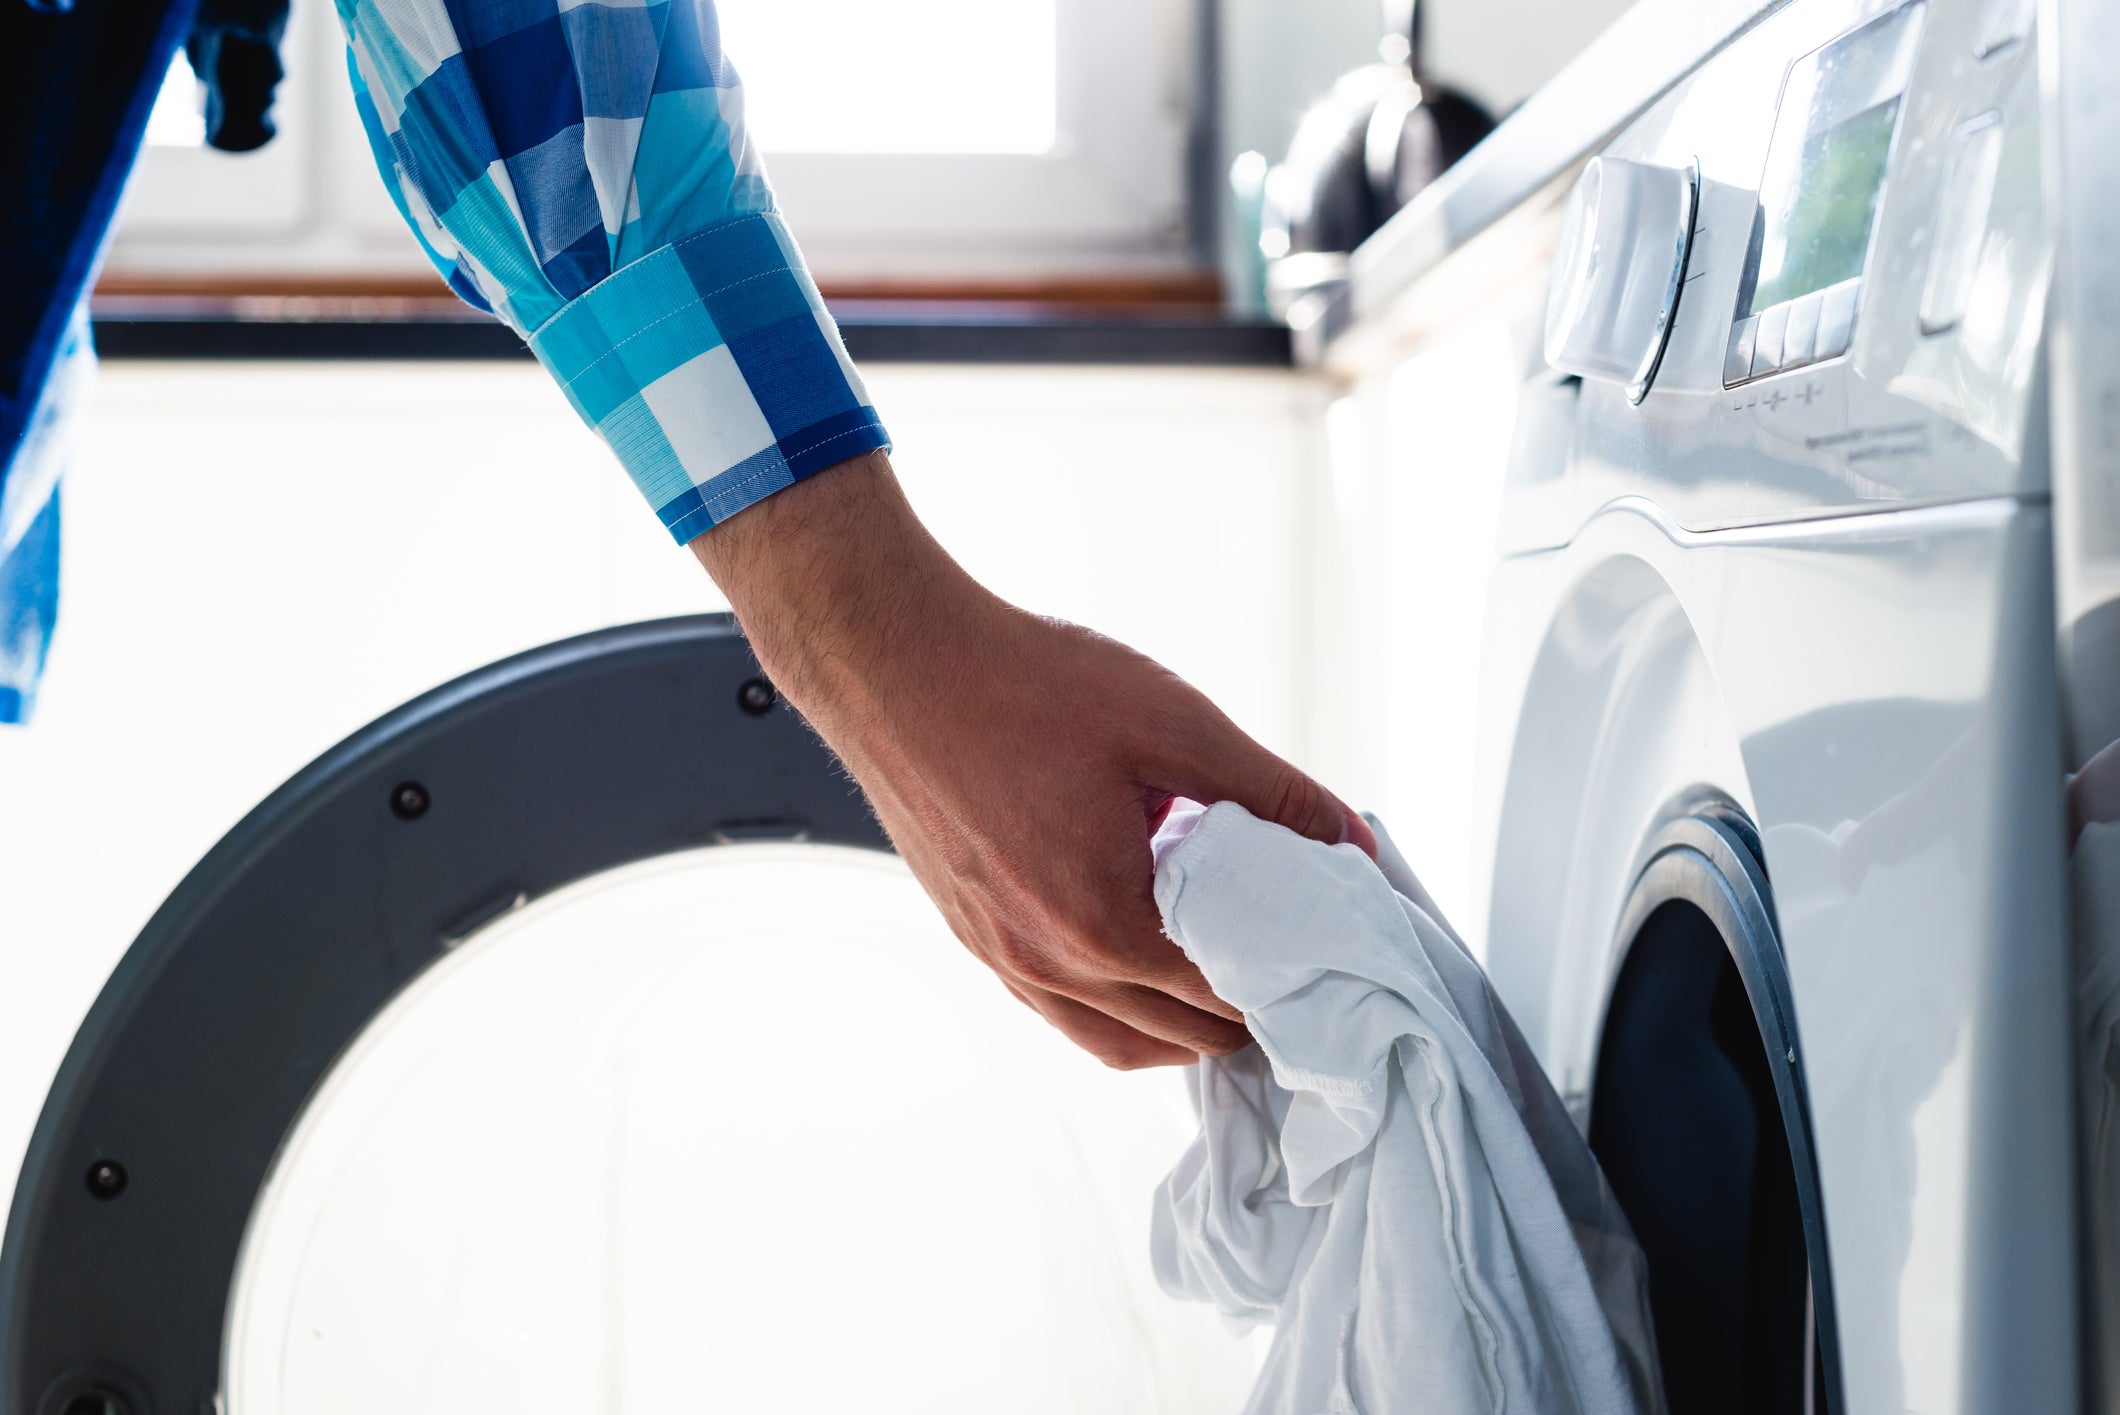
[1488,0,2049,545]
[1723,1,1925,388]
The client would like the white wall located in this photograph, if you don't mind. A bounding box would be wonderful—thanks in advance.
[0,359,1334,1210]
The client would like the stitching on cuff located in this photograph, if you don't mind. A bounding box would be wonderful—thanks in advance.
[777,420,887,464]
[550,295,710,385]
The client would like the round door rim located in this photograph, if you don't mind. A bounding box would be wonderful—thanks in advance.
[0,614,887,1415]
[1591,809,1844,1415]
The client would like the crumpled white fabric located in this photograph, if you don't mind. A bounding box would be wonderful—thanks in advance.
[1148,801,1665,1415]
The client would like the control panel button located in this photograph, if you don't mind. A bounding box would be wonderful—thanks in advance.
[1752,302,1789,379]
[1975,0,2033,57]
[1544,155,1701,404]
[1781,291,1822,369]
[1815,278,1859,359]
[1920,113,2004,335]
[1725,315,1759,388]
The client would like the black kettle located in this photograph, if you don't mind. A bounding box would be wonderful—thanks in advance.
[1259,0,1494,317]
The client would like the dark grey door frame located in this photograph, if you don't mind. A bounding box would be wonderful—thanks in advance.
[0,615,886,1415]
[1588,812,1841,1415]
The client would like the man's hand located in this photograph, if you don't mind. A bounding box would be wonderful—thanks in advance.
[694,450,1375,1068]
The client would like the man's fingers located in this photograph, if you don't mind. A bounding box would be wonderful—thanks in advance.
[1149,712,1375,859]
[1149,963,1246,1025]
[1012,982,1205,1069]
[1107,981,1250,1055]
[1058,973,1249,1057]
[1093,889,1246,1024]
[996,944,1244,1064]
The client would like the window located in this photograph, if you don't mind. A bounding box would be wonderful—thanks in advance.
[116,32,310,241]
[106,0,1198,286]
[720,0,1194,276]
[143,52,206,149]
[720,0,1058,155]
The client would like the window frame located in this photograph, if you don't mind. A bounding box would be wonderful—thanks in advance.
[105,0,1207,287]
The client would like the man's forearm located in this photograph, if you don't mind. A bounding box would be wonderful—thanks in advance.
[684,446,1362,1069]
[692,452,960,712]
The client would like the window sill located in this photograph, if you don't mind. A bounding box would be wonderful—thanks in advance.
[89,289,1293,368]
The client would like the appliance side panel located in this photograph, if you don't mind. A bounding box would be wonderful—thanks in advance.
[2040,0,2120,1400]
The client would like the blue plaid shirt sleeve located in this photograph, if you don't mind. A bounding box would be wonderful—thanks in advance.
[335,0,889,544]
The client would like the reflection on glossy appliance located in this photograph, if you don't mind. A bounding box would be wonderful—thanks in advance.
[1319,0,2103,1409]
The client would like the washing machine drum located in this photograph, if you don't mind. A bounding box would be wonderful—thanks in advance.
[0,617,1251,1415]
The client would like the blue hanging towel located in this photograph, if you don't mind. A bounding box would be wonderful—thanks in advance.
[0,0,289,722]
[0,473,62,726]
[0,0,190,723]
[0,305,89,724]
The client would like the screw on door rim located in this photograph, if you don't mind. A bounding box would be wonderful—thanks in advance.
[83,1161,126,1201]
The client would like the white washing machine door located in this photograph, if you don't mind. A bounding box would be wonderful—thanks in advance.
[0,617,1251,1415]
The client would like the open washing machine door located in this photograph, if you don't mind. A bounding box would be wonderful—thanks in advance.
[0,616,1252,1415]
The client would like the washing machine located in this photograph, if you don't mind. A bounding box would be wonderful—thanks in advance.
[1310,0,2115,1410]
[7,2,2117,1413]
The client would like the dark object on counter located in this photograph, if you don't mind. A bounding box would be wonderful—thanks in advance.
[1258,0,1495,320]
[187,0,291,153]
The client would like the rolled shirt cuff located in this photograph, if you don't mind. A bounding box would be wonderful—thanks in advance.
[527,211,890,544]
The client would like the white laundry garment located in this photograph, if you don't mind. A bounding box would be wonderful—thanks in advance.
[1148,801,1665,1415]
